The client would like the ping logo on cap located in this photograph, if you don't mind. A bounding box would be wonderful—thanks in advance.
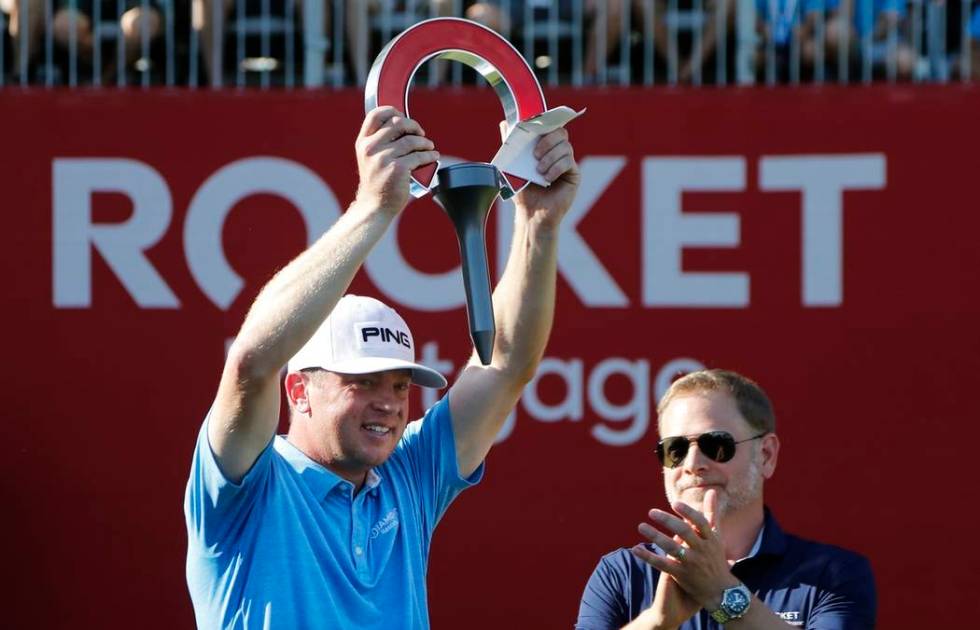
[358,324,412,350]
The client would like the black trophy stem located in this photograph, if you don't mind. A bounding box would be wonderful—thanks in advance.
[432,163,502,365]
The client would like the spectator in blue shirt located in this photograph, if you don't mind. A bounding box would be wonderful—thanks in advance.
[757,0,816,48]
[971,1,980,79]
[576,369,876,629]
[754,0,849,80]
[754,0,914,81]
[184,106,580,629]
[848,0,915,79]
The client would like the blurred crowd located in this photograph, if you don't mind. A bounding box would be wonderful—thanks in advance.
[1,0,977,86]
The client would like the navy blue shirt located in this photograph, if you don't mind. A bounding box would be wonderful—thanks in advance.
[576,509,876,629]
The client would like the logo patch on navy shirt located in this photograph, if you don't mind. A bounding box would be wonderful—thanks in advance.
[777,611,803,626]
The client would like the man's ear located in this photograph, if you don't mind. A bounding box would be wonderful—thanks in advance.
[760,433,780,479]
[284,372,312,415]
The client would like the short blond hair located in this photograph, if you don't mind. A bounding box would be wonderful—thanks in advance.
[657,369,776,434]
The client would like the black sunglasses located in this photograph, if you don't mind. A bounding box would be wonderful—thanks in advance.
[656,431,767,469]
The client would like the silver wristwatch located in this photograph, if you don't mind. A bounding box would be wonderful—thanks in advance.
[708,582,752,624]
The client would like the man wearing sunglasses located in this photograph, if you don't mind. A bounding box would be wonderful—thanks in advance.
[576,369,876,629]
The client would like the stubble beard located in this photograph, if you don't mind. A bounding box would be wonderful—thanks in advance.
[664,451,764,517]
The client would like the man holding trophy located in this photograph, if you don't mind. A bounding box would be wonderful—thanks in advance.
[183,100,578,628]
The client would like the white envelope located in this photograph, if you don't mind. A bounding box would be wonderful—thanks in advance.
[491,105,587,189]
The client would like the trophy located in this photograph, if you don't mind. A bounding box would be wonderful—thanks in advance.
[364,18,582,365]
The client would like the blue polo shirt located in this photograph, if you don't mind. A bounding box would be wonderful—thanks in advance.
[184,396,482,630]
[576,509,876,629]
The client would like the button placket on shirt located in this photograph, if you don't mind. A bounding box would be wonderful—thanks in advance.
[350,484,372,576]
[331,481,363,572]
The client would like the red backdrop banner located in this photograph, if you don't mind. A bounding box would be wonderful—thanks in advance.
[2,85,978,628]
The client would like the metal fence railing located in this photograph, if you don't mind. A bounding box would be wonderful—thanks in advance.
[1,0,976,88]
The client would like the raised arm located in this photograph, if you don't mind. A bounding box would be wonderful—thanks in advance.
[449,127,580,477]
[208,107,438,481]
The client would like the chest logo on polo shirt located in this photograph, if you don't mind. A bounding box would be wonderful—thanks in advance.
[370,508,399,540]
[776,611,802,626]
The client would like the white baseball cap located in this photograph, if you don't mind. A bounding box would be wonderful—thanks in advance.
[287,294,447,389]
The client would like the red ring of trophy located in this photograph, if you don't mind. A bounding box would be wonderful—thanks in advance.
[365,17,547,198]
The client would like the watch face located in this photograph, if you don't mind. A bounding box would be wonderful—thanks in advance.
[724,587,751,615]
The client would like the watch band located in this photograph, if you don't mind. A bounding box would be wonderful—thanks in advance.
[710,608,734,624]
